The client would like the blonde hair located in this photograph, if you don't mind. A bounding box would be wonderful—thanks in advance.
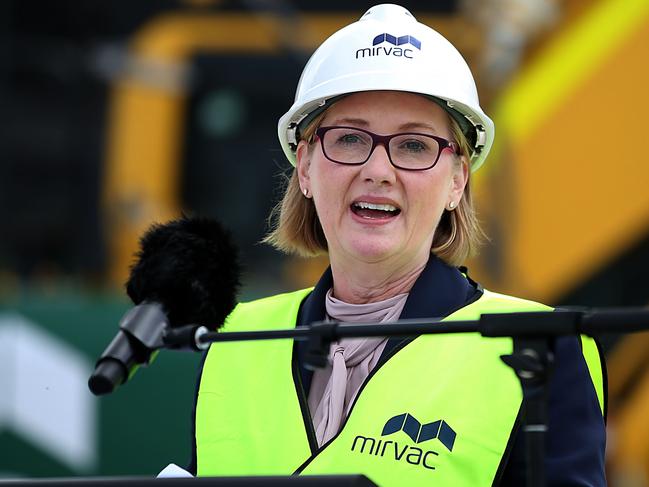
[263,107,485,266]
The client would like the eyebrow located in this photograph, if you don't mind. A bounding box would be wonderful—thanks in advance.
[329,117,370,127]
[326,118,440,134]
[398,121,440,133]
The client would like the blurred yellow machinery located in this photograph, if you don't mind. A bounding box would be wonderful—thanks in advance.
[470,0,649,483]
[473,0,649,305]
[608,331,649,485]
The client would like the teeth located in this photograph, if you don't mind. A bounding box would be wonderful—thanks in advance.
[354,202,398,212]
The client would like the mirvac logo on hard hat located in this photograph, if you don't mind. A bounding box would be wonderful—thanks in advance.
[350,413,456,471]
[355,33,421,59]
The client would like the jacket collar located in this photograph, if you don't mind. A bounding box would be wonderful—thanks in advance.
[295,255,481,395]
[298,254,478,326]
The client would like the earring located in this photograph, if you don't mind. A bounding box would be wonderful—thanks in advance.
[448,201,456,210]
[303,188,310,198]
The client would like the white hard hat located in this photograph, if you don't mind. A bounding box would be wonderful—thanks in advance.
[278,4,494,172]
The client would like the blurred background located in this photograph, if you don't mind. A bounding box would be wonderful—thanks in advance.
[0,0,648,483]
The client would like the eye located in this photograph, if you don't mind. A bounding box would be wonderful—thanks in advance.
[336,132,366,146]
[397,138,430,153]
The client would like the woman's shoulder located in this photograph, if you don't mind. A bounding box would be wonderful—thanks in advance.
[474,288,607,418]
[222,287,314,331]
[236,287,314,308]
[449,288,554,320]
[478,288,554,311]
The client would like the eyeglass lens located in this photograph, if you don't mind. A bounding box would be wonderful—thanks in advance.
[321,127,443,170]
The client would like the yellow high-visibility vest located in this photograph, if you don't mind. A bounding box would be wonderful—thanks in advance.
[196,288,604,486]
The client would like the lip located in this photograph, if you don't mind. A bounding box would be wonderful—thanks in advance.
[349,195,402,225]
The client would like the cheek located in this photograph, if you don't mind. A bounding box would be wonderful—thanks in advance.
[405,178,450,231]
[311,158,354,196]
[409,176,449,209]
[310,163,351,219]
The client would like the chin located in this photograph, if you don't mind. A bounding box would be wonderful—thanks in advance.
[346,238,401,263]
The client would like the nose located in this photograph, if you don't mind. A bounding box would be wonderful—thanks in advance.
[359,142,397,185]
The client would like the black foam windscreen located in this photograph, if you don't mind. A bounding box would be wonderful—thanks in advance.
[126,215,240,329]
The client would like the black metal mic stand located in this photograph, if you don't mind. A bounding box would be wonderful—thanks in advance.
[163,307,649,487]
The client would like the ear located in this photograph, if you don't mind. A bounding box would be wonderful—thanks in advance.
[449,157,469,204]
[296,140,312,193]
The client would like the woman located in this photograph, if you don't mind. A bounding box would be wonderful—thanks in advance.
[190,5,606,485]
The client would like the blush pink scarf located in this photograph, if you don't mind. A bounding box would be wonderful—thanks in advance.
[308,289,408,446]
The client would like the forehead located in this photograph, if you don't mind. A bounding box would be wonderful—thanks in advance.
[321,91,451,132]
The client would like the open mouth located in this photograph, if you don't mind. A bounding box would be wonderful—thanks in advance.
[351,201,401,220]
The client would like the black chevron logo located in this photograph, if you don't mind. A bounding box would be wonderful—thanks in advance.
[381,413,456,452]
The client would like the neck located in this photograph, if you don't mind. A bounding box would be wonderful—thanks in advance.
[329,254,428,304]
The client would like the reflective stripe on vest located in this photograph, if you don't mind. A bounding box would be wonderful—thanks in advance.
[196,288,604,485]
[580,335,605,415]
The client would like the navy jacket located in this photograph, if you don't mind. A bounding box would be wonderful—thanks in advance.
[190,256,607,486]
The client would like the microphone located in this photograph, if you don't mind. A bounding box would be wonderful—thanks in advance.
[88,215,240,396]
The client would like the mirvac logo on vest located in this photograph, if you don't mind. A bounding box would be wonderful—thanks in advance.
[355,33,421,59]
[350,413,456,471]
